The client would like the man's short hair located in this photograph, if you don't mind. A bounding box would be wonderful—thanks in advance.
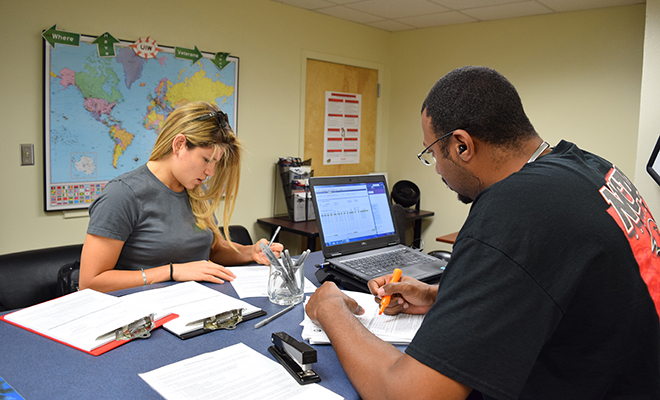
[422,66,536,149]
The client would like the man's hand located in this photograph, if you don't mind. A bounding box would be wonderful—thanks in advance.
[368,274,438,315]
[305,281,364,325]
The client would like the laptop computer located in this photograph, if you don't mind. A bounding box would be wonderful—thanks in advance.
[309,174,447,288]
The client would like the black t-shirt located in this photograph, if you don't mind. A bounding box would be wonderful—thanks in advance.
[406,141,660,399]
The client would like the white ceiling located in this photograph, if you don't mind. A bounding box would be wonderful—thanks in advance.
[271,0,645,31]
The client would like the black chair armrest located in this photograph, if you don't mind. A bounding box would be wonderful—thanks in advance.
[0,244,83,312]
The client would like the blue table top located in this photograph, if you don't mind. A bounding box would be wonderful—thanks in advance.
[0,251,365,400]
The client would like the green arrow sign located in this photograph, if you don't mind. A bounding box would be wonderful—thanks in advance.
[42,25,80,48]
[174,46,203,65]
[92,32,120,57]
[212,52,231,71]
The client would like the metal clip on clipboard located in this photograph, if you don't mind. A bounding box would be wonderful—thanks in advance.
[268,331,321,385]
[96,314,155,341]
[185,308,245,331]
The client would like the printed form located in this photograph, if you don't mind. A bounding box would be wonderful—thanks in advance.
[139,342,343,400]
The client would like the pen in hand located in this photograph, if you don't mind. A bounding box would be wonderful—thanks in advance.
[379,268,403,315]
[268,226,281,246]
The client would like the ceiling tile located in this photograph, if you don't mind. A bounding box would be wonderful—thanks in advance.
[430,0,524,10]
[537,0,644,12]
[367,19,417,31]
[347,0,449,19]
[461,1,553,20]
[325,0,367,4]
[270,0,646,31]
[399,11,479,28]
[273,0,336,9]
[315,5,386,23]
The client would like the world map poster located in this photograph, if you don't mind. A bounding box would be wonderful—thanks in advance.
[43,29,238,211]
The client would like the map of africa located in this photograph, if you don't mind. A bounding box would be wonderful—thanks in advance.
[45,36,237,211]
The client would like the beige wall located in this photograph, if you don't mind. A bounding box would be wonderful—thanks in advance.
[0,1,647,255]
[388,5,646,251]
[636,0,660,211]
[0,0,392,253]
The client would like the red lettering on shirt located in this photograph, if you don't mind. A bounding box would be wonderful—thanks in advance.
[600,166,660,317]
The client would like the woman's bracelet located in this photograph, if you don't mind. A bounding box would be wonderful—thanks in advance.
[170,262,174,281]
[140,268,147,286]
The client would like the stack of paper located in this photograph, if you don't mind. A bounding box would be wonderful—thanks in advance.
[0,282,264,354]
[139,342,343,400]
[1,289,173,354]
[301,291,424,345]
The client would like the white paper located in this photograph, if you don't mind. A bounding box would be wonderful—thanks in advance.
[3,289,164,352]
[226,266,317,298]
[301,291,424,345]
[120,281,262,336]
[323,91,361,165]
[139,343,343,400]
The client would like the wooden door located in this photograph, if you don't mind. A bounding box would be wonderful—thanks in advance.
[304,59,378,176]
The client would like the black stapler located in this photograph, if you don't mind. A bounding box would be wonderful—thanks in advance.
[268,331,321,385]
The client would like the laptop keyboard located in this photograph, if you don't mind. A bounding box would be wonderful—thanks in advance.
[343,249,434,276]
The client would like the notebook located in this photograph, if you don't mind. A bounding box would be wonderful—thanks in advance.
[309,174,446,286]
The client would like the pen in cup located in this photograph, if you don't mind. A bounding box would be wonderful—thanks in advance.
[259,242,281,267]
[294,249,310,270]
[260,243,296,293]
[379,268,403,315]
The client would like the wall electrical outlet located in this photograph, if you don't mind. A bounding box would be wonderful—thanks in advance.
[21,144,34,166]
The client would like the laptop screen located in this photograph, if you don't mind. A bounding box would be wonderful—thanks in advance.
[313,180,396,247]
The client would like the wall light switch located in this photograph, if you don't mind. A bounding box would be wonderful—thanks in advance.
[21,144,34,166]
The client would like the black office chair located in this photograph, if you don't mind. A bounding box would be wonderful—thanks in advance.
[0,244,83,311]
[221,225,253,246]
[428,249,452,262]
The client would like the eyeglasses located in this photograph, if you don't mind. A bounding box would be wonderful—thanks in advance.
[417,130,455,166]
[194,110,230,129]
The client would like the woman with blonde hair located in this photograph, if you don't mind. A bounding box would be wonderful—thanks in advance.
[79,101,282,292]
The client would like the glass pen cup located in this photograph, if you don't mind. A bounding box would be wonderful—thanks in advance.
[268,260,304,306]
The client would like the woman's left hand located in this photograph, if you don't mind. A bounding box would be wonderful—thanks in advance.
[252,238,284,265]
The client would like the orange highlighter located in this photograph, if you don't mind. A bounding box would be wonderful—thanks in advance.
[378,268,403,315]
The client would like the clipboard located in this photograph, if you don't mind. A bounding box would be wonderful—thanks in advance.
[170,309,266,340]
[143,282,267,340]
[0,311,178,356]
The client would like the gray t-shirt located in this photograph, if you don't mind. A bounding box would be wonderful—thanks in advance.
[87,164,214,271]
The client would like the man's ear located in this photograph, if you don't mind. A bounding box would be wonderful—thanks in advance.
[453,130,473,161]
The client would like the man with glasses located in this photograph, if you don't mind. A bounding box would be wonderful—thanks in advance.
[305,66,659,399]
